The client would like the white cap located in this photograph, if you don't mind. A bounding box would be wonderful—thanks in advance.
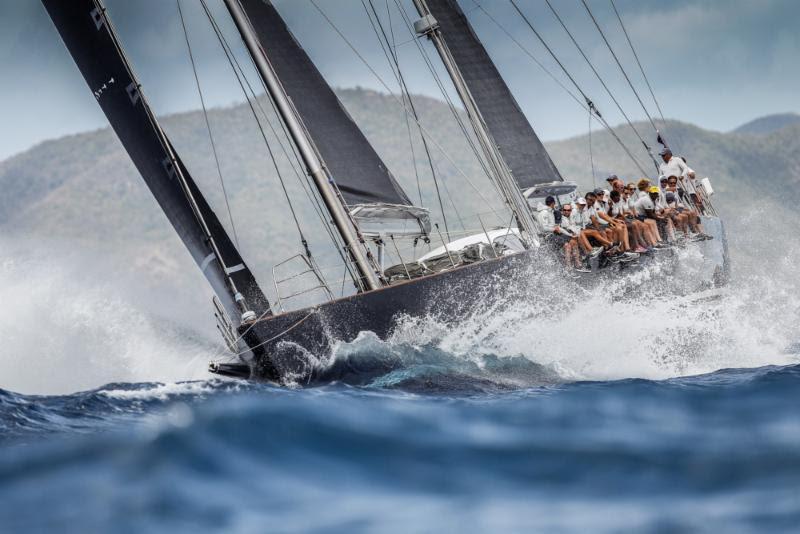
[576,197,587,205]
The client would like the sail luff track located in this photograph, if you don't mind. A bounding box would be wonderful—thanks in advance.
[41,0,269,324]
[420,0,563,189]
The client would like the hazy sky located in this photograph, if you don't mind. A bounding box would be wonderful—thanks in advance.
[0,0,798,161]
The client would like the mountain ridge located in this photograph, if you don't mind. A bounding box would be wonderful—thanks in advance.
[732,113,800,135]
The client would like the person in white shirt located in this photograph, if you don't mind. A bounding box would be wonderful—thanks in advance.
[636,178,652,199]
[610,189,646,252]
[666,175,710,239]
[634,186,667,245]
[654,187,678,242]
[558,203,584,270]
[659,148,703,209]
[589,189,631,252]
[538,196,578,261]
[658,147,688,181]
[571,197,612,254]
[623,184,657,248]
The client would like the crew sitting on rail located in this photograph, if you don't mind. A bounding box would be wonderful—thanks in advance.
[659,147,707,212]
[559,203,584,269]
[665,175,712,240]
[625,184,660,249]
[588,188,632,253]
[609,178,642,251]
[609,189,647,253]
[539,196,577,253]
[571,196,611,256]
[634,186,669,248]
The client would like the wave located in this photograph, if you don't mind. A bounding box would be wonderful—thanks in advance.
[1,363,799,533]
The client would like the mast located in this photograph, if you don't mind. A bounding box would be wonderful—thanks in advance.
[418,0,563,190]
[224,0,381,292]
[411,0,540,246]
[41,0,269,325]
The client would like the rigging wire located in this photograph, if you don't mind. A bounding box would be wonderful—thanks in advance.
[508,0,651,177]
[361,0,452,239]
[307,0,505,224]
[387,0,499,196]
[588,107,596,188]
[200,1,366,288]
[578,0,659,137]
[176,0,240,248]
[608,0,678,151]
[522,0,658,172]
[383,0,451,238]
[469,1,587,112]
[389,0,516,224]
[197,0,337,269]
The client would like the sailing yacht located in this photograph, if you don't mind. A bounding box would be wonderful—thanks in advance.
[41,0,728,383]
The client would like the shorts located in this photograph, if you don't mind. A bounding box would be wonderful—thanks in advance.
[635,214,647,222]
[551,233,573,247]
[587,234,606,247]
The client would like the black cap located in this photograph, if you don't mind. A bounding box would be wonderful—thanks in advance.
[545,195,556,205]
[593,188,605,196]
[606,174,618,182]
[666,192,676,202]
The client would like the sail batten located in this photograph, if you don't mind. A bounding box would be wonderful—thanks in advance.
[235,0,414,210]
[41,0,268,324]
[420,0,563,189]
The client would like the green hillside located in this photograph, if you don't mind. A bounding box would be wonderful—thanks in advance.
[1,88,796,310]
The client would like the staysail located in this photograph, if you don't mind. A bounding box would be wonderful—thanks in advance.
[41,0,269,324]
[418,0,563,189]
[234,0,428,234]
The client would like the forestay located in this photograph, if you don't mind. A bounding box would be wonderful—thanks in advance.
[237,0,429,235]
[421,0,563,189]
[41,0,269,324]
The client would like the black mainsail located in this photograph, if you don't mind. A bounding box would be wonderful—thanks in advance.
[416,0,563,190]
[41,0,268,324]
[233,0,428,232]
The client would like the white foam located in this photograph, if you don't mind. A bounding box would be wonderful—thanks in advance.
[383,205,800,382]
[0,240,216,395]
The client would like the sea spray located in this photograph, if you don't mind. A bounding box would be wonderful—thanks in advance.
[0,240,215,394]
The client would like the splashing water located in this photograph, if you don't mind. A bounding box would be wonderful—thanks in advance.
[0,203,798,395]
[0,240,214,395]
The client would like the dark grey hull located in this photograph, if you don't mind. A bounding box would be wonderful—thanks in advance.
[221,217,729,383]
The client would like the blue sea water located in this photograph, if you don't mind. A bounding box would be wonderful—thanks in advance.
[2,229,799,532]
[2,360,799,533]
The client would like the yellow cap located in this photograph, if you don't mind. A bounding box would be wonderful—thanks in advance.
[648,185,660,194]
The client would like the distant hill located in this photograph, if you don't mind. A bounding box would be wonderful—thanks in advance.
[732,113,800,135]
[1,89,797,315]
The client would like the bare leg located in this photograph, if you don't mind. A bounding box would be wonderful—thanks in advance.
[583,229,613,248]
[618,224,630,250]
[645,220,661,243]
[578,231,592,253]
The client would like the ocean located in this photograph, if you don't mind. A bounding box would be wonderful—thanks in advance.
[1,215,799,532]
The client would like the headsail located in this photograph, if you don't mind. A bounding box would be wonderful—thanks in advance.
[418,0,563,189]
[234,0,429,235]
[41,0,269,324]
